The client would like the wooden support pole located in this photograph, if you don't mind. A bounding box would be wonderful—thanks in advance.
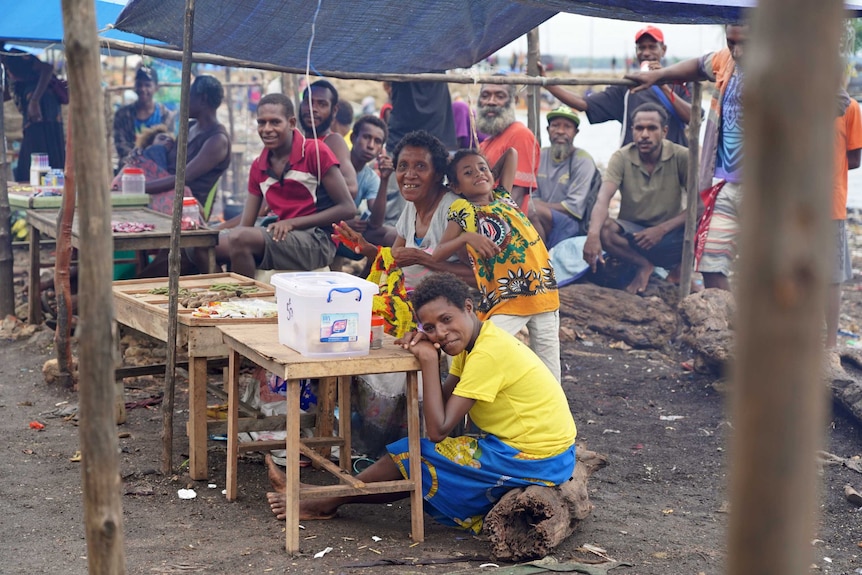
[0,61,12,317]
[62,0,127,571]
[728,2,842,575]
[101,38,634,88]
[678,81,702,300]
[161,0,196,475]
[525,28,541,141]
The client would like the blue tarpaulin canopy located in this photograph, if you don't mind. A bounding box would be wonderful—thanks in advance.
[0,0,164,47]
[113,0,862,75]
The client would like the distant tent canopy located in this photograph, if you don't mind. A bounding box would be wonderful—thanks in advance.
[0,0,165,49]
[114,0,862,75]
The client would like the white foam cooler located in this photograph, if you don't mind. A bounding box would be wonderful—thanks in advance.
[270,271,378,358]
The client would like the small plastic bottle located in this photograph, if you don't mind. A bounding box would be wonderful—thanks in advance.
[370,314,384,350]
[181,197,202,230]
[121,167,146,195]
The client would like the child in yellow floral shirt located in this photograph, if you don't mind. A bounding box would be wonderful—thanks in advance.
[432,147,561,380]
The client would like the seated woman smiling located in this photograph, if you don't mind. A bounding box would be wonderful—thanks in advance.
[266,272,576,534]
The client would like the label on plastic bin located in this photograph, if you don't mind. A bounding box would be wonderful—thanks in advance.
[320,313,359,342]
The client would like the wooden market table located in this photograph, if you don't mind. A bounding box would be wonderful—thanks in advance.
[218,323,424,553]
[27,206,219,324]
[112,273,278,480]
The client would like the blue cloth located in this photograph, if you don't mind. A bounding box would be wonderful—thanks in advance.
[354,163,380,209]
[715,69,744,184]
[548,235,593,287]
[387,433,575,534]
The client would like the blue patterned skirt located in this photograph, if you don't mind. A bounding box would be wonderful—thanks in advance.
[386,434,575,533]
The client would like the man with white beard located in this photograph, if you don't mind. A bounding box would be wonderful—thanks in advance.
[477,83,540,209]
[531,106,602,248]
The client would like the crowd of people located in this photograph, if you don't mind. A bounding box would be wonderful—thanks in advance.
[5,19,858,535]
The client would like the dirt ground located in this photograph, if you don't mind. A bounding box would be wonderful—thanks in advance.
[3,248,862,575]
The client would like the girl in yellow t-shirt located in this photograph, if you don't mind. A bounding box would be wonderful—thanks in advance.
[265,273,576,534]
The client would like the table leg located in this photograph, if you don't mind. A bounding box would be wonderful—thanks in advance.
[207,246,217,274]
[405,370,424,542]
[315,377,336,461]
[28,225,42,325]
[338,375,351,472]
[226,350,241,501]
[286,378,301,553]
[188,355,209,480]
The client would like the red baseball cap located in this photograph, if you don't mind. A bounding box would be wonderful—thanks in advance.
[635,25,664,44]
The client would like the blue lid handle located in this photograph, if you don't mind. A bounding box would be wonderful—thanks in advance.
[327,287,363,302]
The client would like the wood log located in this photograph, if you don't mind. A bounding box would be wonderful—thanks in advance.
[482,447,608,562]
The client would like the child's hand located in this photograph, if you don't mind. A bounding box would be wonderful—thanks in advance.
[465,232,501,258]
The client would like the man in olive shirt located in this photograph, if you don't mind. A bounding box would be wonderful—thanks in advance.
[583,103,688,294]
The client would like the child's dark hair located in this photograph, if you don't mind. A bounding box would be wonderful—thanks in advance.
[352,114,388,142]
[412,273,471,313]
[392,130,449,178]
[258,92,295,118]
[135,124,170,149]
[446,148,487,189]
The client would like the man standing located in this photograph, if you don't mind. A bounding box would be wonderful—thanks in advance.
[583,104,688,294]
[477,83,540,208]
[826,98,862,356]
[532,105,602,248]
[540,26,692,147]
[627,24,748,290]
[299,80,358,199]
[113,65,176,169]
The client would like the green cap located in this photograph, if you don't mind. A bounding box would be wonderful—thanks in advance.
[547,105,580,128]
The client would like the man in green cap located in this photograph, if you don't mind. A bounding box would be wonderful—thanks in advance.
[531,105,602,248]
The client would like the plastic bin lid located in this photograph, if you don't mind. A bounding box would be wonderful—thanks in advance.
[270,271,377,296]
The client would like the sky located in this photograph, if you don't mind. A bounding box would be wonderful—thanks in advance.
[497,13,729,61]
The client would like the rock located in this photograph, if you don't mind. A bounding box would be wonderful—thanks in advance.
[42,357,78,388]
[677,289,736,375]
[558,283,677,349]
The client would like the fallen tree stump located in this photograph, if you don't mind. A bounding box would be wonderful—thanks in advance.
[558,283,677,349]
[483,446,608,561]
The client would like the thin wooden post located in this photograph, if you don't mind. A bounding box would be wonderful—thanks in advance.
[62,0,127,571]
[728,2,842,575]
[162,0,196,475]
[0,61,13,317]
[526,28,541,142]
[54,96,75,388]
[678,81,702,300]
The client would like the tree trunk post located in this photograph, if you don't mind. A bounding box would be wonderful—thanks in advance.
[729,3,842,575]
[679,81,702,300]
[62,0,127,571]
[0,62,13,317]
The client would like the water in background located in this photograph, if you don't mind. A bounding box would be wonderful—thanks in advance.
[518,109,862,209]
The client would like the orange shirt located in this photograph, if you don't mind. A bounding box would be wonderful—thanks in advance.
[480,122,540,191]
[833,98,862,220]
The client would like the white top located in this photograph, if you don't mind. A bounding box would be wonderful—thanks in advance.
[395,191,460,289]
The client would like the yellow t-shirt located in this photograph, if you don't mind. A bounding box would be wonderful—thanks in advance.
[447,187,559,320]
[450,321,576,458]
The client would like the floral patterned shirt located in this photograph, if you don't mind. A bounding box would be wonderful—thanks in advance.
[447,187,559,319]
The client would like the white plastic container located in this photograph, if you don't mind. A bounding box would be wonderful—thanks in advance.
[121,167,146,195]
[271,271,378,358]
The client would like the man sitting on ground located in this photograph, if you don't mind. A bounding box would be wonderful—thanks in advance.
[343,114,397,247]
[583,103,688,294]
[211,93,355,277]
[532,105,602,248]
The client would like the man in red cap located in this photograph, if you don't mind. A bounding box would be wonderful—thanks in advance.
[539,25,692,148]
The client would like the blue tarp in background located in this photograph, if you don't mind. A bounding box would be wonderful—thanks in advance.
[113,0,862,74]
[0,0,163,47]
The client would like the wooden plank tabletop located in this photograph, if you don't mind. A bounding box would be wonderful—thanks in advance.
[27,206,219,250]
[112,272,278,327]
[10,190,149,209]
[219,323,421,380]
